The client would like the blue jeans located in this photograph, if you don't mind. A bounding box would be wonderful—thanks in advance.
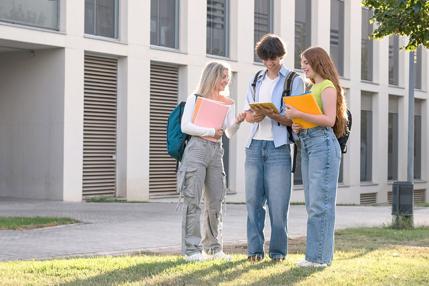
[245,140,292,259]
[299,127,341,264]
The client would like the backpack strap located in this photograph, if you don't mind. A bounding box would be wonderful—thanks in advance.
[251,70,264,101]
[281,71,298,112]
[282,71,299,173]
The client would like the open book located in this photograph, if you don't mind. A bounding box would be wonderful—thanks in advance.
[283,93,322,129]
[192,97,229,141]
[249,102,279,113]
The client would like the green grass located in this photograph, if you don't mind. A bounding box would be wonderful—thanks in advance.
[0,227,428,286]
[0,217,78,230]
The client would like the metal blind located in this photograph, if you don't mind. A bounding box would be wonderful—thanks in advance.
[83,55,118,197]
[414,189,426,204]
[149,63,179,198]
[388,189,426,205]
[360,192,377,205]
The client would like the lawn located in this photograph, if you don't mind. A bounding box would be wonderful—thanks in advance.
[0,217,78,230]
[0,227,428,286]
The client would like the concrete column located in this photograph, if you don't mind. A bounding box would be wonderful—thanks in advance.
[374,37,390,202]
[344,1,362,191]
[186,0,206,58]
[124,0,150,201]
[235,0,254,64]
[277,0,295,67]
[63,47,84,202]
[62,0,85,201]
[312,0,330,51]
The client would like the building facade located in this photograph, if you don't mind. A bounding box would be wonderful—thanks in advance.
[0,0,427,205]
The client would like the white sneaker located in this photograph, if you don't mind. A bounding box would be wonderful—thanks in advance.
[184,253,206,262]
[203,250,232,261]
[297,259,327,268]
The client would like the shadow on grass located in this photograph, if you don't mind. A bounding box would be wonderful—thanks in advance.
[332,226,429,261]
[60,257,323,286]
[245,266,324,286]
[147,258,249,285]
[59,259,183,286]
[60,227,429,285]
[60,258,254,286]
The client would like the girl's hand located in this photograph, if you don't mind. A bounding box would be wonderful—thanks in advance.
[285,104,300,120]
[252,112,265,123]
[235,112,246,124]
[292,123,303,134]
[213,128,224,139]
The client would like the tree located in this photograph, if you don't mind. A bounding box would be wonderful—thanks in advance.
[362,0,429,50]
[362,0,429,229]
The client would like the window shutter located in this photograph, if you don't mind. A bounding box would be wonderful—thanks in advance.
[149,63,179,198]
[83,55,118,197]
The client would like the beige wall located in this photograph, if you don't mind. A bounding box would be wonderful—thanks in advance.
[0,49,65,200]
[0,0,427,203]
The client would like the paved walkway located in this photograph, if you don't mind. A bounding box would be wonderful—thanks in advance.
[0,198,428,261]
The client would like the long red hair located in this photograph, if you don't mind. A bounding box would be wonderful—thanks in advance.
[301,47,348,137]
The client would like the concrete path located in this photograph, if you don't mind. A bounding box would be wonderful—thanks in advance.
[0,198,428,261]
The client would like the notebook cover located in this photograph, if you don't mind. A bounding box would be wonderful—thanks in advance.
[283,93,322,129]
[249,102,279,113]
[192,97,229,141]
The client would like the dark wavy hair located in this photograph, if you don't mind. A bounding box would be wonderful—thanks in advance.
[255,34,286,60]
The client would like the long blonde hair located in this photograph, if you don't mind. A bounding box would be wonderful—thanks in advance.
[195,61,231,98]
[301,47,348,137]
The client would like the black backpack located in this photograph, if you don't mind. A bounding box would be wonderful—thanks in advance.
[338,109,352,153]
[251,70,300,172]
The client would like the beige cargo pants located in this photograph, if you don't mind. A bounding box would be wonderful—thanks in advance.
[177,136,226,256]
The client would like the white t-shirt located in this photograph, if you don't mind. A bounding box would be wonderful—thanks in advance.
[253,76,279,140]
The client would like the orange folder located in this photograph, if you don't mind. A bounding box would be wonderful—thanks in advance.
[192,97,230,141]
[283,93,322,129]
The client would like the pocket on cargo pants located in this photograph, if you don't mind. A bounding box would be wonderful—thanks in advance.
[177,167,198,194]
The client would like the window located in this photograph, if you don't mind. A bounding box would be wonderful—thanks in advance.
[85,0,119,38]
[254,0,273,62]
[330,0,344,76]
[361,92,373,182]
[207,0,229,57]
[361,8,373,81]
[389,36,399,85]
[0,0,59,30]
[150,0,179,49]
[388,96,399,181]
[414,100,423,179]
[295,0,311,69]
[414,46,422,89]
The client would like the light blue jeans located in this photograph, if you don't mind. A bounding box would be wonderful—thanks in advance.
[245,140,292,259]
[299,127,341,264]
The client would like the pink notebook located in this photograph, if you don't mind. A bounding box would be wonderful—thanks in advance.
[192,97,230,141]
